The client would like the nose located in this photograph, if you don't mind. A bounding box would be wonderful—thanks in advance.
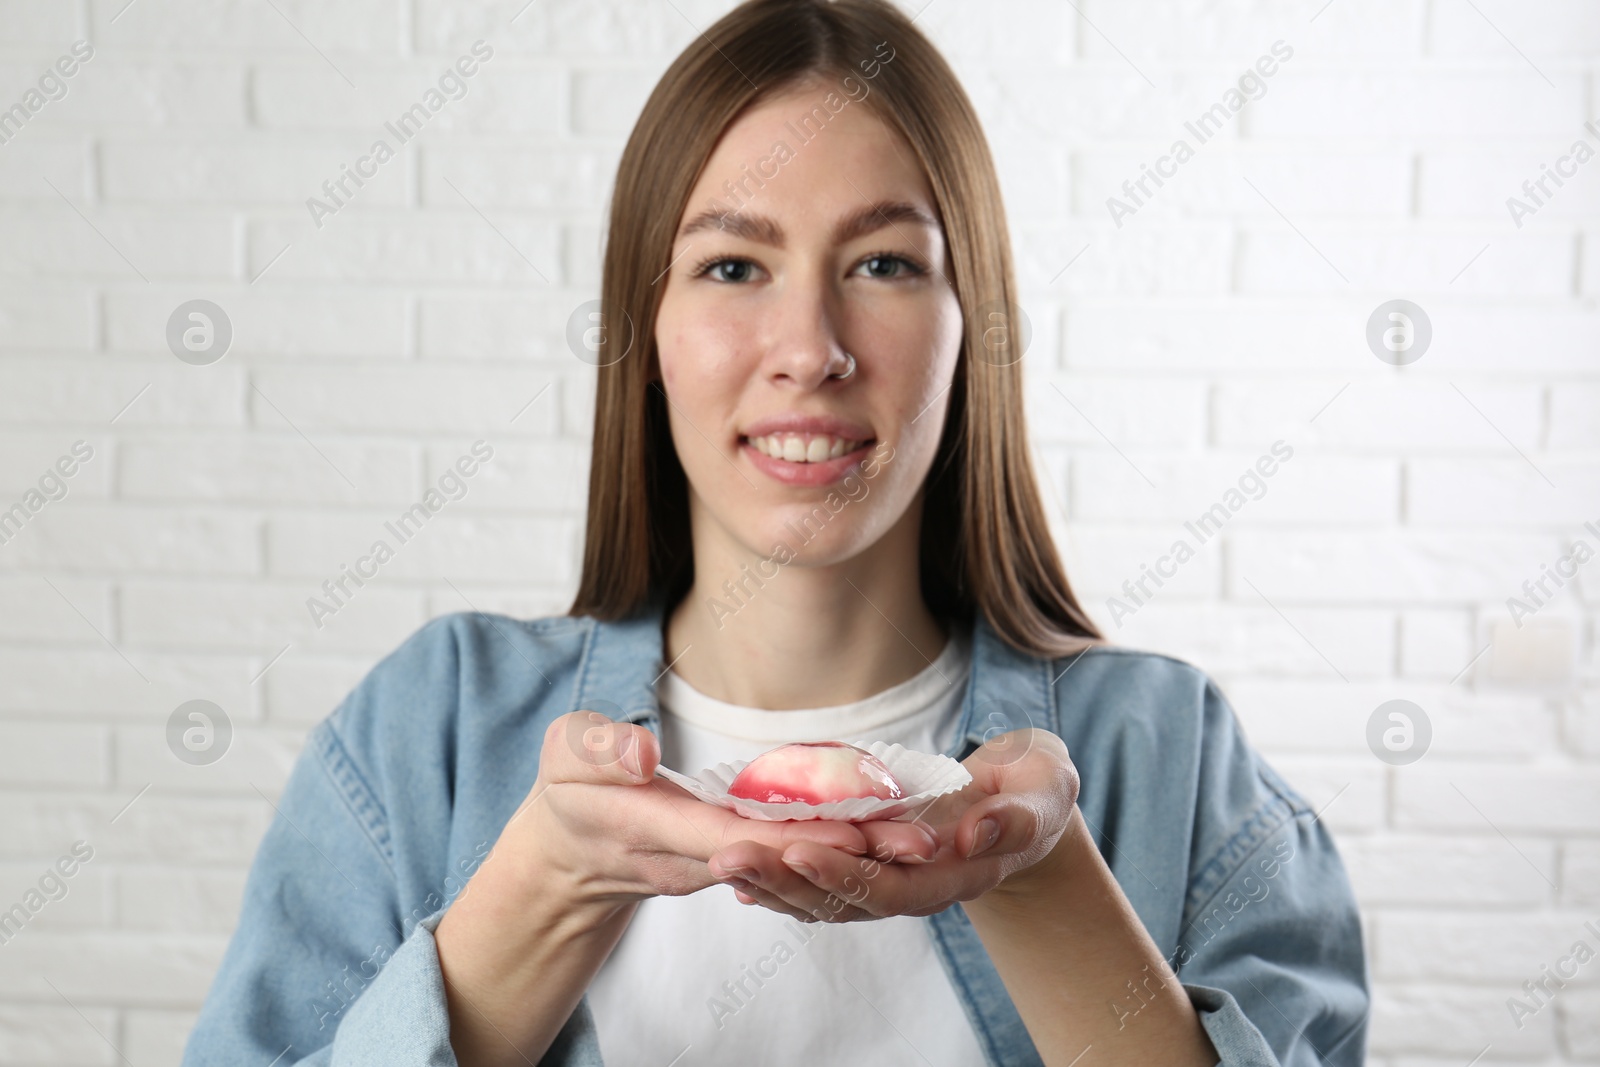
[761,274,852,389]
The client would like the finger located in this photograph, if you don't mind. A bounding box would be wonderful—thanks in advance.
[779,838,989,915]
[857,818,939,863]
[725,880,820,923]
[643,783,876,876]
[955,793,1049,863]
[706,850,821,922]
[964,727,1050,781]
[708,845,874,923]
[707,841,783,882]
[539,712,658,785]
[729,869,873,924]
[739,812,876,857]
[965,729,1075,797]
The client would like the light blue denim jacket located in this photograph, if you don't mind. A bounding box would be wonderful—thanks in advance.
[182,604,1369,1066]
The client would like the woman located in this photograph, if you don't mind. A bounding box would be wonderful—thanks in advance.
[183,1,1368,1064]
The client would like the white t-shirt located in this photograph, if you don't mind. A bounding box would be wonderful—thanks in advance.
[588,629,989,1066]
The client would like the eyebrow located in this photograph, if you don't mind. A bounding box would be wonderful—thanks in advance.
[675,199,939,248]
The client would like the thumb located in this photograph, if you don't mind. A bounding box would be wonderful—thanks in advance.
[540,710,659,786]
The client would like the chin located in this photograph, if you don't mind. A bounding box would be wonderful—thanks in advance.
[742,515,874,569]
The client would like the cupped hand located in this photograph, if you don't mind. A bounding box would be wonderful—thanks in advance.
[704,729,1080,924]
[496,712,938,909]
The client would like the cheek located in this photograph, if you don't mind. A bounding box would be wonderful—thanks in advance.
[655,306,686,385]
[879,302,961,426]
[885,310,960,480]
[657,296,742,384]
[654,309,747,456]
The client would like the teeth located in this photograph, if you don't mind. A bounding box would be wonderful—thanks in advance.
[748,433,864,463]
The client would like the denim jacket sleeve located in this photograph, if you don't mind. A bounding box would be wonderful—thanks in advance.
[180,619,469,1066]
[1160,673,1369,1065]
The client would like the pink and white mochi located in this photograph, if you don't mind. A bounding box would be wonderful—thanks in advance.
[727,741,905,805]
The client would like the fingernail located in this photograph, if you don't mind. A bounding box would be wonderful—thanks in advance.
[618,733,643,777]
[722,865,757,880]
[967,818,1001,859]
[785,858,819,880]
[723,877,751,890]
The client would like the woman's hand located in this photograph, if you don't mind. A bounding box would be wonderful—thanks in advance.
[490,711,939,912]
[702,729,1080,923]
[435,711,938,1067]
[700,730,1218,1067]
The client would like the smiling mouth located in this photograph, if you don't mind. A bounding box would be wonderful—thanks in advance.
[740,432,873,463]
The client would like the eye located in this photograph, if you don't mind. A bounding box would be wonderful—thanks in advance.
[693,256,762,283]
[688,252,925,283]
[853,254,924,279]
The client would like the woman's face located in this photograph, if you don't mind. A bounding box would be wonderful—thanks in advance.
[654,77,963,570]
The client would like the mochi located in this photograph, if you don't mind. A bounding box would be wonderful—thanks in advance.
[727,741,904,805]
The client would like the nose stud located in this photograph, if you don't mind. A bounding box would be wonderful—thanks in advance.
[828,352,857,380]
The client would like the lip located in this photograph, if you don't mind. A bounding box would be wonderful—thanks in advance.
[742,438,875,486]
[740,413,874,440]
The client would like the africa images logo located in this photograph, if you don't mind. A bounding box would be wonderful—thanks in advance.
[1105,40,1293,228]
[304,41,494,229]
[0,40,95,148]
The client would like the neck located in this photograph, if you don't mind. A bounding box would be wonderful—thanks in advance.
[664,502,947,710]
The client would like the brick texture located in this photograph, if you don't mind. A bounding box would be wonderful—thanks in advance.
[0,0,1595,1062]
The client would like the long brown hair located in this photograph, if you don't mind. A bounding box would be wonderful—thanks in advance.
[567,0,1102,658]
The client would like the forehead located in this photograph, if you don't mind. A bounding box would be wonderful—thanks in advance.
[681,77,936,235]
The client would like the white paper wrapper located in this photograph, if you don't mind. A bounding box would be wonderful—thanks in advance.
[654,741,972,822]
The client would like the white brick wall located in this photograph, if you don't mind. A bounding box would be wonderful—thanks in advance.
[0,0,1595,1062]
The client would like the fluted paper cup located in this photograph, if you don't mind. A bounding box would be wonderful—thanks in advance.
[654,741,972,822]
